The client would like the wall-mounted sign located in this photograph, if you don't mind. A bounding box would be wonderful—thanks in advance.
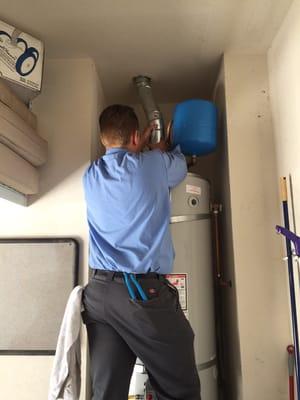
[0,20,44,99]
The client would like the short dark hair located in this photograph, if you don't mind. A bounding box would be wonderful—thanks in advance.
[99,104,139,146]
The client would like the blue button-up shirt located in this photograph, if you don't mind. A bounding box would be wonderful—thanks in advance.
[83,145,187,274]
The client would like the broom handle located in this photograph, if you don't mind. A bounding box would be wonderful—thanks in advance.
[281,177,300,399]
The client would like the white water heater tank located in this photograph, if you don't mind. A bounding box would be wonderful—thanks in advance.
[170,172,218,399]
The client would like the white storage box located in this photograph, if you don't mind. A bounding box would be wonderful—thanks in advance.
[0,20,44,103]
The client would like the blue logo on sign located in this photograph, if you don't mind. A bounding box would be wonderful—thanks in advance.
[0,30,39,77]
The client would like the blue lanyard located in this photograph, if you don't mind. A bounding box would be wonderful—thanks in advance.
[123,273,148,301]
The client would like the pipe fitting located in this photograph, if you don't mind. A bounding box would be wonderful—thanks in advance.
[133,75,165,143]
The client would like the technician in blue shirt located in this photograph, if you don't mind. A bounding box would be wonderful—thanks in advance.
[82,105,201,400]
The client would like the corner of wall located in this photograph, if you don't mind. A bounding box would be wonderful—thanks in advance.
[212,57,243,400]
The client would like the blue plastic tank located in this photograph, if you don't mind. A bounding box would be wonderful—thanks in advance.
[172,99,217,156]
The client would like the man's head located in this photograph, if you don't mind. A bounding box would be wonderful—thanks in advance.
[99,104,140,150]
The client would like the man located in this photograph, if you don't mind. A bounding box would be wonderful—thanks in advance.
[82,104,201,400]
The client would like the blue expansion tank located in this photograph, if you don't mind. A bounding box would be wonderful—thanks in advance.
[172,99,217,156]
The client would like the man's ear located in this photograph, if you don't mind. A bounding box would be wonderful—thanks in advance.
[100,134,107,147]
[132,130,140,146]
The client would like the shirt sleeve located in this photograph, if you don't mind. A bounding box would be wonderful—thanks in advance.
[160,145,187,188]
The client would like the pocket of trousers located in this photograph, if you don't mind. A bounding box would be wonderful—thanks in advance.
[131,280,177,309]
[130,283,189,340]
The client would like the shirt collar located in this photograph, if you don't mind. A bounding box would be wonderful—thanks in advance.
[105,147,128,155]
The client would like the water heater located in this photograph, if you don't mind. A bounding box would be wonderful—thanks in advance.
[170,173,218,399]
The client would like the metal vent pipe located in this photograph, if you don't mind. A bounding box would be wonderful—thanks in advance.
[133,76,165,143]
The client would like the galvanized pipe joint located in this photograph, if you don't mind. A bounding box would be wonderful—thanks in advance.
[133,75,165,143]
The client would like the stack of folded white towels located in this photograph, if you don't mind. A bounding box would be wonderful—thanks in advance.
[0,79,47,195]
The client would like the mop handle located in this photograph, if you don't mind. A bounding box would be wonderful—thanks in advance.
[287,345,295,400]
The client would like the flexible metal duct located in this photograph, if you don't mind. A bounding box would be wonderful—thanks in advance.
[133,76,165,143]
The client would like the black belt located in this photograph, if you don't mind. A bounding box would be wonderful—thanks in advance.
[91,269,164,281]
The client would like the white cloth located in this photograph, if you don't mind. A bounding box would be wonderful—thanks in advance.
[48,285,84,400]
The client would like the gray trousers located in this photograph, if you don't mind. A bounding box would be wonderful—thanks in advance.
[81,269,201,400]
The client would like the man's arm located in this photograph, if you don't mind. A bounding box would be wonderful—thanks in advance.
[150,140,187,188]
[137,123,156,152]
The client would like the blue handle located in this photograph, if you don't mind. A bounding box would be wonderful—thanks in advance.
[130,274,148,301]
[123,273,136,300]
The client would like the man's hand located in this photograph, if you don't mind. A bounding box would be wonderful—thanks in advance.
[138,123,155,151]
[148,140,169,152]
[139,122,171,152]
[148,122,171,152]
[142,124,155,143]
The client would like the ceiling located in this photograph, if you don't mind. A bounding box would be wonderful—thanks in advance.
[0,0,293,103]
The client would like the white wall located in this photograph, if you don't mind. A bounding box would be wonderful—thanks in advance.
[0,58,105,400]
[268,0,300,233]
[222,53,291,400]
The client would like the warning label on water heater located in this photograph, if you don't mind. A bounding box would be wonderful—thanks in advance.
[165,273,187,310]
[186,184,201,195]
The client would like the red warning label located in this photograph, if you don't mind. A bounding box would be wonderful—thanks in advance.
[165,273,187,310]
